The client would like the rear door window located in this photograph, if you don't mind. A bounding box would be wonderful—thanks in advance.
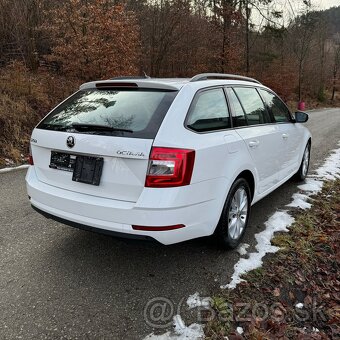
[37,89,178,139]
[233,87,271,126]
[186,88,231,132]
[259,89,291,123]
[226,88,247,127]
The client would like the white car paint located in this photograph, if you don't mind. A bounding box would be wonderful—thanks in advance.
[26,75,311,245]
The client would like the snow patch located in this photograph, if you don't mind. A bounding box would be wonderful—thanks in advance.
[222,211,294,289]
[186,292,211,310]
[236,327,244,335]
[314,146,340,180]
[298,178,323,194]
[144,315,204,340]
[295,303,304,309]
[236,243,250,256]
[0,165,30,174]
[286,193,312,210]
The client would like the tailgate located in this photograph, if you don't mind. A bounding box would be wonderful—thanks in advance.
[31,129,152,202]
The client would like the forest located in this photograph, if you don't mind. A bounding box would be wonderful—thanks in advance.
[0,0,339,163]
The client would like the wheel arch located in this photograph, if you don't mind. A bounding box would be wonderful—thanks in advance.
[213,170,255,248]
[235,170,255,201]
[299,137,312,164]
[307,137,312,149]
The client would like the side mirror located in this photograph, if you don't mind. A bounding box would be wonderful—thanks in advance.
[294,111,309,123]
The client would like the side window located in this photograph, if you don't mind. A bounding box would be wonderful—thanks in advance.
[226,88,247,127]
[260,90,291,123]
[233,87,271,125]
[186,88,231,132]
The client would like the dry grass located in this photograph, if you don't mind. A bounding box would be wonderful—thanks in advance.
[0,61,77,165]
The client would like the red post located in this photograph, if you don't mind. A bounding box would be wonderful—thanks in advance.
[298,101,305,111]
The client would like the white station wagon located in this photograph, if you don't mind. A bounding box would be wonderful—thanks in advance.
[26,73,311,248]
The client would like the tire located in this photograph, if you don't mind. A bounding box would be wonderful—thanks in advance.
[214,178,251,249]
[295,142,311,181]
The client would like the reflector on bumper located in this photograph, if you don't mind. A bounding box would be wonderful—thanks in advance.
[132,224,185,231]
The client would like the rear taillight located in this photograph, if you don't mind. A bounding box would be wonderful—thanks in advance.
[28,145,34,165]
[145,147,195,188]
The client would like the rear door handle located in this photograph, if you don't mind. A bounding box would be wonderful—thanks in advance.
[249,140,260,148]
[282,133,289,139]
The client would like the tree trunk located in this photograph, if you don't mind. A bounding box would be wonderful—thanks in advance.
[221,1,232,73]
[298,60,303,102]
[331,65,337,101]
[245,0,250,74]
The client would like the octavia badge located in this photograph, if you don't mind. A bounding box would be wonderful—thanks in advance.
[66,136,75,148]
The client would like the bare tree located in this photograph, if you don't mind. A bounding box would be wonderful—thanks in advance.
[290,2,316,101]
[331,34,340,101]
[0,0,43,69]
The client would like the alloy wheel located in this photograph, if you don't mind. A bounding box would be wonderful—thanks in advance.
[302,145,310,177]
[228,187,248,240]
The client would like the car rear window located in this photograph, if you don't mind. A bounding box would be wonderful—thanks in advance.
[37,89,178,139]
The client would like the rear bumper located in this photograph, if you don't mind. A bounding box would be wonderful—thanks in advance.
[26,167,225,245]
[31,205,154,242]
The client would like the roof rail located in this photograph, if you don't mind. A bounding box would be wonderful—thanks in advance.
[111,75,151,80]
[190,73,261,85]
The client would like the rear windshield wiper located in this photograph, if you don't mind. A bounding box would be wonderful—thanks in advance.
[41,123,69,131]
[71,123,133,133]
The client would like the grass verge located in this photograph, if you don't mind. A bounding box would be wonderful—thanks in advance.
[205,179,340,339]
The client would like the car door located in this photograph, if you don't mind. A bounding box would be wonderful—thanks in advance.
[259,89,301,181]
[226,87,281,194]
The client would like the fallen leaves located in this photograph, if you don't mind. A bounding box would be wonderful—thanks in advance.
[273,288,281,297]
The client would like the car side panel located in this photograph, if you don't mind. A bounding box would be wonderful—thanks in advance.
[235,125,281,194]
[277,122,310,180]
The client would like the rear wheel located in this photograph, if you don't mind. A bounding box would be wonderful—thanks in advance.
[215,178,251,249]
[296,142,310,181]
